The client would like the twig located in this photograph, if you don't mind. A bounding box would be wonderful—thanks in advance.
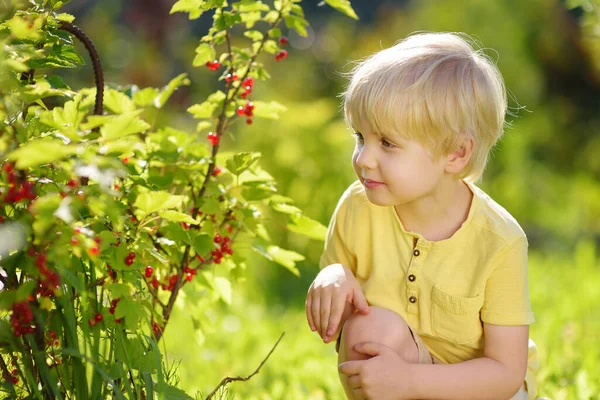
[205,332,285,400]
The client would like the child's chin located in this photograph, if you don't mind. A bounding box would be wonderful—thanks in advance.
[364,193,393,207]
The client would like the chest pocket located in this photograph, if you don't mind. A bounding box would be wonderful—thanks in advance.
[431,285,484,347]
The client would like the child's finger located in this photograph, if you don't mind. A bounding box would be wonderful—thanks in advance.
[351,287,370,314]
[305,292,316,331]
[311,293,322,336]
[320,295,332,339]
[325,294,346,341]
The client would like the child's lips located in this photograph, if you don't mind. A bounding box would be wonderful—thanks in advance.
[363,179,385,189]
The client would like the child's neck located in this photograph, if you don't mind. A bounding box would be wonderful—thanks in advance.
[394,178,473,242]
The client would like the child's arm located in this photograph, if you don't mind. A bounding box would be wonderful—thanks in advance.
[409,324,529,400]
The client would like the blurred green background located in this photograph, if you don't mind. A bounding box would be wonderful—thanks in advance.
[60,0,600,398]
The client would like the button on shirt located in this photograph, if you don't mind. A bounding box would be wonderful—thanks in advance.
[319,180,537,397]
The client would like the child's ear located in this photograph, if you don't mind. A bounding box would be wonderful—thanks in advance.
[444,135,474,174]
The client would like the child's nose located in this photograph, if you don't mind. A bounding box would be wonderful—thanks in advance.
[355,146,377,170]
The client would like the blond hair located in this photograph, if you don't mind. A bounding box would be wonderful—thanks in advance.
[341,32,508,183]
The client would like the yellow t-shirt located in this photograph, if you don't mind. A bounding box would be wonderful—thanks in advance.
[319,180,538,397]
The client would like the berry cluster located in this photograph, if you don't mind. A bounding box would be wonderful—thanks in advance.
[108,298,120,314]
[210,233,233,264]
[124,251,136,266]
[87,312,103,327]
[106,264,116,280]
[240,77,254,99]
[207,131,219,146]
[2,367,19,385]
[46,329,59,347]
[275,36,289,62]
[236,101,254,125]
[10,301,34,337]
[183,265,198,282]
[32,252,60,298]
[225,71,238,83]
[2,163,36,204]
[205,60,221,70]
[211,166,222,177]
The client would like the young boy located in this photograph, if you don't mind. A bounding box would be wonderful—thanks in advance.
[306,32,538,400]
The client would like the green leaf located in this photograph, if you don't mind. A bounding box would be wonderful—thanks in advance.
[268,28,282,38]
[105,283,132,298]
[56,13,76,23]
[213,277,232,304]
[324,0,359,19]
[163,384,194,400]
[188,101,217,119]
[28,44,85,69]
[226,152,261,176]
[100,111,151,141]
[252,100,287,119]
[157,73,190,108]
[104,88,136,114]
[287,214,327,241]
[134,191,185,216]
[192,234,213,255]
[284,15,309,37]
[8,16,43,40]
[8,139,77,169]
[244,30,264,41]
[240,11,262,28]
[252,243,303,276]
[193,43,216,67]
[114,297,144,331]
[170,0,205,19]
[133,87,160,107]
[158,210,199,225]
[215,10,243,29]
[271,203,302,215]
[234,1,270,12]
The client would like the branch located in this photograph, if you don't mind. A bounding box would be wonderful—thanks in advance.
[205,332,285,400]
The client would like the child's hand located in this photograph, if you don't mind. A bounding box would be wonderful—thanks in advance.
[306,263,370,343]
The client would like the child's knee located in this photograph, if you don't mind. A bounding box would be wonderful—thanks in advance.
[339,306,418,363]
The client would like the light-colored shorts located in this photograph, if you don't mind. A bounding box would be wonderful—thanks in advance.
[336,323,529,400]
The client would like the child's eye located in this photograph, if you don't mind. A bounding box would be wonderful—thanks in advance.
[381,139,396,149]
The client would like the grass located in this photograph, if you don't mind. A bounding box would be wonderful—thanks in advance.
[164,239,600,399]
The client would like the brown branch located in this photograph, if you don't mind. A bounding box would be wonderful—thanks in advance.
[58,22,104,116]
[205,332,285,400]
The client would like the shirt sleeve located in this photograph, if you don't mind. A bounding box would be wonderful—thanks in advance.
[318,187,357,274]
[481,236,535,325]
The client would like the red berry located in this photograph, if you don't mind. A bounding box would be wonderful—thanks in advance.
[279,36,288,45]
[275,49,288,61]
[206,60,220,70]
[207,132,219,146]
[67,178,78,188]
[246,118,253,125]
[223,237,230,244]
[211,167,222,177]
[145,266,153,278]
[242,77,254,87]
[237,106,246,116]
[94,313,103,323]
[2,162,13,173]
[241,91,250,99]
[70,236,79,245]
[122,157,129,163]
[214,233,222,244]
[125,257,134,266]
[128,252,135,259]
[89,246,100,256]
[94,237,101,244]
[182,222,190,230]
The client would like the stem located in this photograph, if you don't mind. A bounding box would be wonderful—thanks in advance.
[57,22,104,117]
[205,332,285,400]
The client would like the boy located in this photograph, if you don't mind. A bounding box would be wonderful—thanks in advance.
[306,32,538,400]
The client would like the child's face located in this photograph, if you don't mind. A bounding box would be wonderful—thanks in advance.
[351,123,447,207]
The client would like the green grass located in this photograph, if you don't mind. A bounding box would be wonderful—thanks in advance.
[164,240,600,399]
